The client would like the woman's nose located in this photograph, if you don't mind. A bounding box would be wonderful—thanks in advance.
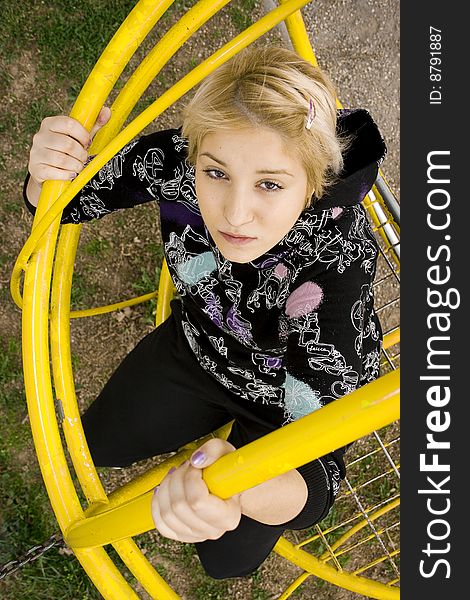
[223,189,254,227]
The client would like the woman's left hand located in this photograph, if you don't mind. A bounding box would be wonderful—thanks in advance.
[151,438,242,543]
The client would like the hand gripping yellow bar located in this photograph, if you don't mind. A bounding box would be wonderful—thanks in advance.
[64,369,399,548]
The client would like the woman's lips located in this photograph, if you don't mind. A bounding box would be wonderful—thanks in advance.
[219,231,257,246]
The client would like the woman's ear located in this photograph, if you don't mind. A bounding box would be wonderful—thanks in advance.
[305,187,314,208]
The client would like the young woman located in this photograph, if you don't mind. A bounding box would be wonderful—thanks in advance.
[24,46,386,579]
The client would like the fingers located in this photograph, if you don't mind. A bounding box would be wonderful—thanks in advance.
[45,115,91,149]
[151,487,198,543]
[31,164,79,184]
[29,117,87,185]
[155,463,223,542]
[190,438,237,469]
[89,106,112,140]
[152,462,240,543]
[28,109,111,186]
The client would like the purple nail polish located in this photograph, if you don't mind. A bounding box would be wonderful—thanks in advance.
[168,467,176,474]
[191,451,205,466]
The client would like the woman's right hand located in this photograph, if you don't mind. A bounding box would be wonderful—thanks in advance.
[28,106,112,187]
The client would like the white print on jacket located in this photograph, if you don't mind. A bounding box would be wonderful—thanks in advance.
[132,142,199,214]
[284,206,378,278]
[69,140,140,222]
[247,262,293,312]
[283,373,322,421]
[88,140,139,192]
[351,283,381,356]
[182,314,283,407]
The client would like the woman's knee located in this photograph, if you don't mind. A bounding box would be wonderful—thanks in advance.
[197,552,259,580]
[194,516,283,580]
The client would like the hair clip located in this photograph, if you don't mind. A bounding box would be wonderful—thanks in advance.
[305,98,316,130]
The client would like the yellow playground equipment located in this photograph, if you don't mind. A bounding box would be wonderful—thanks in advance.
[11,1,400,598]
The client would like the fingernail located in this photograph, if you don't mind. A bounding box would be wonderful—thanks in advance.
[154,486,159,495]
[168,467,176,474]
[191,451,206,466]
[70,172,77,179]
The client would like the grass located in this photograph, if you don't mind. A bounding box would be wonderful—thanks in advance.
[2,0,136,96]
[0,337,100,598]
[131,243,165,324]
[83,237,111,257]
[230,0,257,31]
[71,270,97,309]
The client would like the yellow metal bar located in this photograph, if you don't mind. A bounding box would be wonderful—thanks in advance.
[73,547,141,599]
[43,0,179,510]
[21,203,82,528]
[352,549,400,576]
[274,537,400,600]
[11,0,312,303]
[51,225,108,505]
[383,327,400,350]
[10,0,173,310]
[277,571,312,599]
[70,290,158,319]
[113,539,181,599]
[279,0,318,66]
[94,0,233,146]
[70,0,175,146]
[363,186,400,267]
[64,370,399,548]
[155,260,175,326]
[21,184,139,600]
[320,498,400,560]
[18,3,187,598]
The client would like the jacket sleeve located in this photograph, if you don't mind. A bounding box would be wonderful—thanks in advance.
[23,128,183,224]
[281,205,383,474]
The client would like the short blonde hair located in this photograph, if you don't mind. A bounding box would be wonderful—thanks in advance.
[182,45,347,204]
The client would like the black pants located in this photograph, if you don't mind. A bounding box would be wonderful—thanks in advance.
[82,303,335,579]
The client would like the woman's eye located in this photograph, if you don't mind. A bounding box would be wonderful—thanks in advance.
[203,168,226,180]
[259,180,283,192]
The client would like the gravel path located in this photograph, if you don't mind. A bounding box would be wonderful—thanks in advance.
[302,0,400,194]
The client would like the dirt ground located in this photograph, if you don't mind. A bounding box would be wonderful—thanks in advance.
[0,1,399,598]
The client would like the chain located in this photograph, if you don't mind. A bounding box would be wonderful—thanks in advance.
[0,532,64,580]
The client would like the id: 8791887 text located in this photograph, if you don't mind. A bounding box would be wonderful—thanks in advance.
[429,26,442,105]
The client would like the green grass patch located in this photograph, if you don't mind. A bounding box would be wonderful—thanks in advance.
[83,237,111,257]
[0,338,22,385]
[131,244,164,324]
[132,267,159,325]
[71,270,97,308]
[0,336,99,597]
[230,0,257,31]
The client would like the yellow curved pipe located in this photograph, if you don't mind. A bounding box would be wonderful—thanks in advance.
[274,536,399,600]
[93,0,234,146]
[64,369,399,548]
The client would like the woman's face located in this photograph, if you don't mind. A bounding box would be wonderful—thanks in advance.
[195,127,309,263]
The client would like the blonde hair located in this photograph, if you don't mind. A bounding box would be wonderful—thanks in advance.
[182,45,347,204]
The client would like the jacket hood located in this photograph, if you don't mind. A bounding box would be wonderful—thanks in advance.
[311,108,387,211]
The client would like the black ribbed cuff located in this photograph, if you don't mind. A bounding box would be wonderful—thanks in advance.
[260,458,335,531]
[23,172,37,216]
